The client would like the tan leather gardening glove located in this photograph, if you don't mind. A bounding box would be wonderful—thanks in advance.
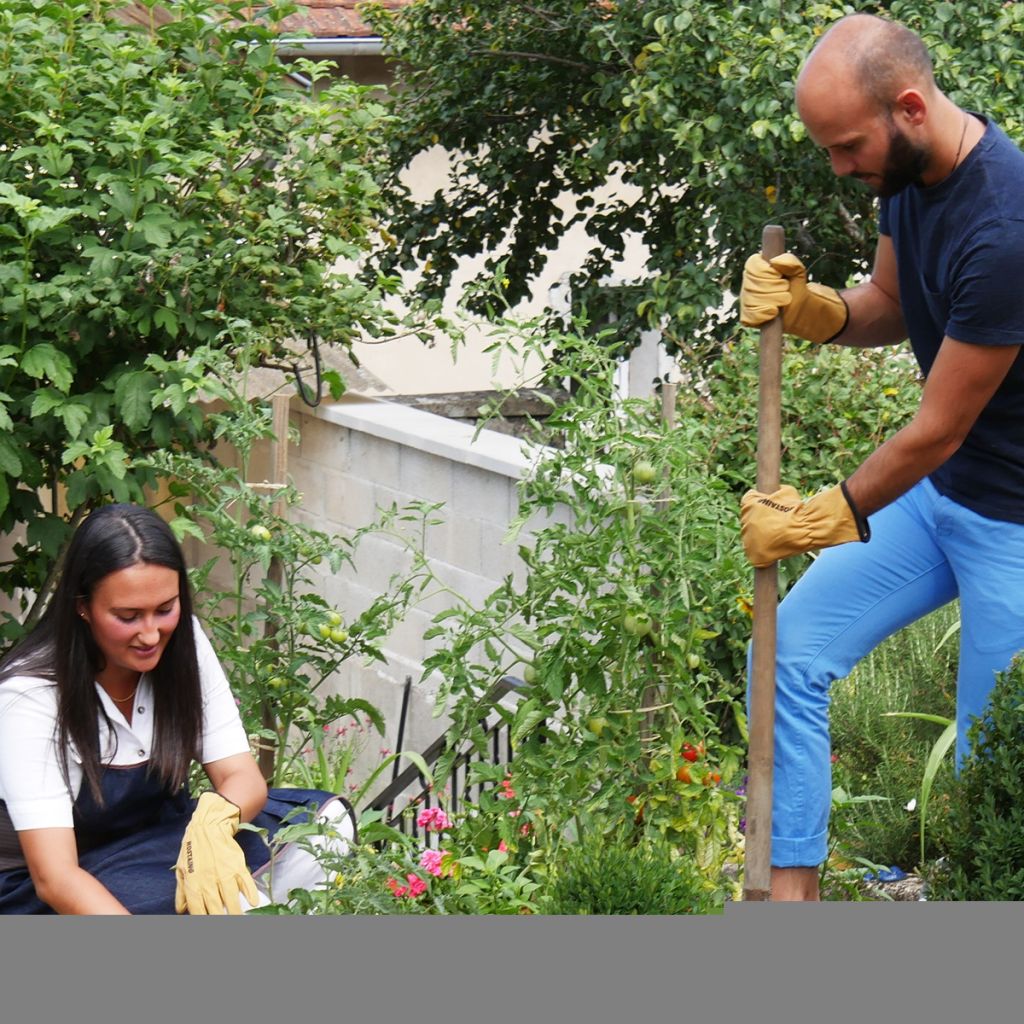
[740,482,869,568]
[741,252,849,344]
[174,792,260,915]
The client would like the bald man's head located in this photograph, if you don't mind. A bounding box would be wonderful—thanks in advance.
[798,14,935,114]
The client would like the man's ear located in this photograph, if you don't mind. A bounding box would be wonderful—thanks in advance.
[893,88,927,126]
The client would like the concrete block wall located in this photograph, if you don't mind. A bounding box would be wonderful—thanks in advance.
[283,395,547,785]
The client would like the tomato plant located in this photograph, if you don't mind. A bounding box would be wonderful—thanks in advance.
[632,461,657,485]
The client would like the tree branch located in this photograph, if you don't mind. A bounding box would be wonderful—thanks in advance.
[519,5,571,31]
[836,201,867,247]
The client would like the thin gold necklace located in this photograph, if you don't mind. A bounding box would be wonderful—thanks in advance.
[107,686,138,704]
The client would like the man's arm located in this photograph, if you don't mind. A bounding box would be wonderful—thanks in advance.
[845,336,1020,515]
[740,336,1019,567]
[830,233,908,348]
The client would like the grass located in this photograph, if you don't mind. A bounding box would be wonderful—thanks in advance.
[828,602,960,871]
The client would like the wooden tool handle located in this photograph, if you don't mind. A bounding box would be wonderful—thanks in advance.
[742,224,785,902]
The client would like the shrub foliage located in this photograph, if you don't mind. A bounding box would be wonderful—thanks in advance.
[930,656,1024,901]
[0,0,404,637]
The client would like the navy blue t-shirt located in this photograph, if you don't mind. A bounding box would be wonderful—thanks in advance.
[879,116,1024,522]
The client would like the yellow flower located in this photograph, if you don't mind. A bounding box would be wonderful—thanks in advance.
[764,184,778,204]
[736,595,753,618]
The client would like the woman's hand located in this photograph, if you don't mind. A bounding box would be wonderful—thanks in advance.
[174,791,259,915]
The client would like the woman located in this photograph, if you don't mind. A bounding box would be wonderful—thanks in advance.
[0,503,354,914]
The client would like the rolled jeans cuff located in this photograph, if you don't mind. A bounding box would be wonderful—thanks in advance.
[771,827,829,869]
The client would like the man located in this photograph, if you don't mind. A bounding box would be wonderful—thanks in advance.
[738,13,1024,900]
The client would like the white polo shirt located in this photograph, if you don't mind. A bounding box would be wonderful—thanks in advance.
[0,620,250,831]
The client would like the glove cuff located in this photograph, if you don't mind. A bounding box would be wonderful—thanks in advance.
[840,480,871,542]
[786,284,849,344]
[196,791,242,833]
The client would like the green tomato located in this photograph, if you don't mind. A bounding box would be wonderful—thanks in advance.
[327,611,343,626]
[622,611,653,637]
[586,716,610,737]
[632,461,657,485]
[268,676,286,690]
[687,652,701,670]
[522,663,538,684]
[318,623,333,640]
[249,524,272,541]
[330,627,349,644]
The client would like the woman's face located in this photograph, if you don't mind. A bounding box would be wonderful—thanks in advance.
[78,562,181,687]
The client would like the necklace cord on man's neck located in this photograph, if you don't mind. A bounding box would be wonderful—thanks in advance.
[951,111,969,176]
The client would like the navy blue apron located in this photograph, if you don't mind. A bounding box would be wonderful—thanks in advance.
[0,763,348,915]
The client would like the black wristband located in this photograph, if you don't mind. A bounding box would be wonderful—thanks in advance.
[840,480,871,542]
[822,296,851,344]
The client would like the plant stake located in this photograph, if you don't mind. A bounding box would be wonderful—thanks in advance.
[742,224,785,901]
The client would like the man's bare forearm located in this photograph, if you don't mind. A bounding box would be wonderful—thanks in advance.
[831,278,908,348]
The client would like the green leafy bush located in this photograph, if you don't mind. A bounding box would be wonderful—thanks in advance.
[0,0,411,638]
[540,833,716,915]
[368,0,1024,354]
[929,655,1024,901]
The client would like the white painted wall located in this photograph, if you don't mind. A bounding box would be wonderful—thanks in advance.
[344,109,660,396]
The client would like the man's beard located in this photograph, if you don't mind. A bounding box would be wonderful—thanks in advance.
[870,121,932,197]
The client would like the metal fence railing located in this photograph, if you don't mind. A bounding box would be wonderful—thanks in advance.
[364,676,526,847]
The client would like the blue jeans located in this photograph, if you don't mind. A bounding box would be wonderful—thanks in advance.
[751,477,1024,868]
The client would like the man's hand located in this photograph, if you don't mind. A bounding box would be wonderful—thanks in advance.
[174,792,259,915]
[741,252,849,344]
[740,483,869,568]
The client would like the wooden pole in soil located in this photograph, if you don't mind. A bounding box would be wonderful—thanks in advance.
[257,394,292,783]
[640,381,678,742]
[742,224,785,901]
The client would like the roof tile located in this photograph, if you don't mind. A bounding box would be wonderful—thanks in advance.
[278,1,414,38]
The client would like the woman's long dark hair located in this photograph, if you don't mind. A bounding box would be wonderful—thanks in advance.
[0,504,204,803]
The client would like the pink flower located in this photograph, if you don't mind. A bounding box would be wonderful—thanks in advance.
[497,777,516,800]
[387,873,428,899]
[416,807,452,831]
[419,848,450,878]
[520,822,532,837]
[497,840,508,852]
